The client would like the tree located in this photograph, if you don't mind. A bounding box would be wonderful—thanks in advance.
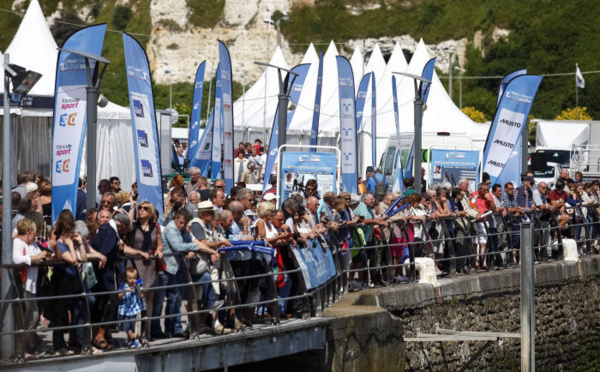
[555,107,593,120]
[461,107,487,123]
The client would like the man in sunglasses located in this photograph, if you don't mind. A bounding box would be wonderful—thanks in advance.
[110,177,122,193]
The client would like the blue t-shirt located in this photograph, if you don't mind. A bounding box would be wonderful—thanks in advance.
[56,241,79,277]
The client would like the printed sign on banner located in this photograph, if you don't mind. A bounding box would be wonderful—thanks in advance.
[340,98,356,174]
[430,149,480,190]
[53,86,86,186]
[485,109,524,178]
[280,152,337,204]
[131,92,160,186]
[223,92,234,181]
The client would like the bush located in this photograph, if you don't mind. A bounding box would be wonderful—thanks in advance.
[113,5,132,30]
[461,107,487,123]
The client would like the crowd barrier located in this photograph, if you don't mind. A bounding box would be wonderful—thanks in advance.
[1,204,599,362]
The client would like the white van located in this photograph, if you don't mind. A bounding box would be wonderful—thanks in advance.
[378,132,478,187]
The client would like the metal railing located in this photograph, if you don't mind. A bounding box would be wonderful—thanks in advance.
[1,206,598,363]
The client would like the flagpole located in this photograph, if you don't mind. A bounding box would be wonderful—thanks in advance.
[575,63,579,119]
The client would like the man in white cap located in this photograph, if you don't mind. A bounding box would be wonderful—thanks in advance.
[188,201,232,335]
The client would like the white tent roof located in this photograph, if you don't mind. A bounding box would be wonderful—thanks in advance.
[395,39,489,140]
[233,46,288,132]
[1,0,57,96]
[286,43,319,133]
[350,47,364,92]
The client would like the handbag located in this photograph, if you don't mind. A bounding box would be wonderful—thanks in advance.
[189,253,209,276]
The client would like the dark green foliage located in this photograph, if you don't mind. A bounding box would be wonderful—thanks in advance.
[285,0,600,119]
[187,0,225,28]
[50,12,86,47]
[113,5,132,30]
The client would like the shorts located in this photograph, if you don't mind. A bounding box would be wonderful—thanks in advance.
[120,315,138,334]
[473,222,488,244]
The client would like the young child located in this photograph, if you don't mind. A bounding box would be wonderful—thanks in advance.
[118,267,144,348]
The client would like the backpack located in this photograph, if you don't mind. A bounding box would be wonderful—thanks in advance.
[374,175,387,202]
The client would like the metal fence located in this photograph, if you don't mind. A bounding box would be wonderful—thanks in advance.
[0,205,598,363]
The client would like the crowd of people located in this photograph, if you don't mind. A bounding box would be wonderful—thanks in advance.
[5,163,600,358]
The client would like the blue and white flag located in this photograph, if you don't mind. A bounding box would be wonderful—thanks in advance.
[404,141,415,180]
[494,69,526,186]
[123,32,164,222]
[218,41,234,192]
[195,109,214,177]
[392,75,403,192]
[188,61,206,166]
[370,72,377,169]
[211,63,222,179]
[355,73,371,131]
[483,74,543,186]
[51,24,107,224]
[309,51,323,150]
[261,63,312,192]
[576,64,585,89]
[336,56,358,194]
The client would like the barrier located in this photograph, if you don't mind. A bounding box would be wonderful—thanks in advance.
[1,205,600,363]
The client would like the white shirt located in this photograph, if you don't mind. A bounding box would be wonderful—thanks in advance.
[13,237,41,294]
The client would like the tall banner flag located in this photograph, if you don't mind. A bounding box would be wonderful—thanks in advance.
[355,73,371,131]
[370,72,377,169]
[262,64,311,192]
[392,76,403,192]
[194,109,214,177]
[51,24,107,224]
[498,69,527,105]
[483,74,543,186]
[211,63,222,179]
[403,58,436,182]
[336,56,358,194]
[309,51,323,150]
[218,41,234,192]
[123,33,164,221]
[495,69,527,186]
[188,61,206,166]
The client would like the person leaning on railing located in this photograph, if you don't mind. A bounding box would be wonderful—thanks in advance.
[45,210,86,356]
[12,218,50,356]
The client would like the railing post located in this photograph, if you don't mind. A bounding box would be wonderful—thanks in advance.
[520,222,535,371]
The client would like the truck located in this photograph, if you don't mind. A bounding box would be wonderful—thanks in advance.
[378,132,481,188]
[534,120,600,170]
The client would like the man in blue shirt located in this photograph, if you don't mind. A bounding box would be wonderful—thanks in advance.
[367,168,389,201]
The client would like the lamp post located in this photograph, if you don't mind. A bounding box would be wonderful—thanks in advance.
[3,53,42,359]
[165,69,172,109]
[263,14,289,48]
[448,52,454,102]
[392,71,432,192]
[58,48,110,211]
[254,62,299,150]
[454,66,462,109]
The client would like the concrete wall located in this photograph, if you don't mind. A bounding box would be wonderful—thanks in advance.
[326,256,600,371]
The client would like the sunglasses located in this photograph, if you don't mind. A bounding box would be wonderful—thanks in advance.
[214,185,224,189]
[138,205,151,212]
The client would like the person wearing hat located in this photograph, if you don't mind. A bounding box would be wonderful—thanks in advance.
[188,201,233,334]
[514,176,537,212]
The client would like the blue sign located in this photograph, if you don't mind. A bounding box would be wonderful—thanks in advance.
[280,152,337,204]
[430,149,480,189]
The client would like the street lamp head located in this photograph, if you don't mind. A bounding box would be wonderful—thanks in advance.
[5,64,42,95]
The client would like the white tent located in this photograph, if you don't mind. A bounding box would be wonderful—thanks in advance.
[0,0,138,190]
[1,0,56,97]
[350,47,364,92]
[233,46,288,144]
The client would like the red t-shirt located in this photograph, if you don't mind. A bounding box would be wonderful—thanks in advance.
[471,191,493,214]
[548,190,567,203]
